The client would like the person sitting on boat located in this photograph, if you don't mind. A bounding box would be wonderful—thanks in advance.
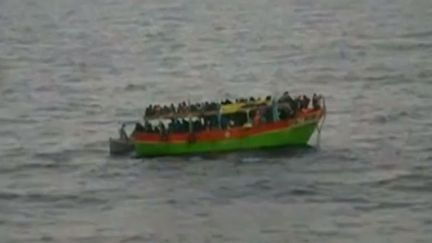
[256,105,269,123]
[172,120,179,132]
[209,115,218,129]
[198,103,204,112]
[144,120,153,133]
[130,122,143,138]
[167,119,175,132]
[278,106,289,120]
[312,93,321,110]
[294,96,303,111]
[180,119,188,132]
[302,95,310,109]
[145,105,150,116]
[228,120,235,129]
[279,91,292,103]
[207,102,213,111]
[203,101,209,111]
[253,109,261,126]
[158,121,166,135]
[220,116,229,130]
[154,105,161,116]
[145,104,154,117]
[176,103,182,113]
[210,102,217,111]
[225,99,233,105]
[208,102,217,111]
[170,103,176,113]
[164,105,171,114]
[182,102,188,113]
[176,102,185,114]
[280,92,297,114]
[205,120,212,130]
[159,106,164,115]
[198,119,206,132]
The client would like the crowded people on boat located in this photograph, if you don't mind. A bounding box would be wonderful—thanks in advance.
[138,93,323,136]
[144,96,273,118]
[145,101,221,117]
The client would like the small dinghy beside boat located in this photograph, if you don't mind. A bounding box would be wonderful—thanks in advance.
[109,123,134,155]
[109,137,134,155]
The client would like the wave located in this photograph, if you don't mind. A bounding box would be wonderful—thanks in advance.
[372,41,432,52]
[354,201,417,212]
[362,170,411,186]
[0,191,106,205]
[125,83,148,91]
[400,30,432,39]
[274,186,318,198]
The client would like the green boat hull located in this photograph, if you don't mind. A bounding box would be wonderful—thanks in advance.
[134,121,318,157]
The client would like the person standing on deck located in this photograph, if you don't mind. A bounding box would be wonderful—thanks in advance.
[119,123,128,141]
[312,93,321,110]
[302,95,311,109]
[253,109,261,126]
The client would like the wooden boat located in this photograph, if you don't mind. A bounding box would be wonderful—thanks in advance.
[109,137,134,155]
[123,96,326,157]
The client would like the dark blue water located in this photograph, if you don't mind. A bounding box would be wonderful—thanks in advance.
[1,0,432,242]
